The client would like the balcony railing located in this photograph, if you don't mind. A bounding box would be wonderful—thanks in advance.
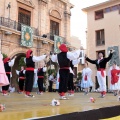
[0,17,39,36]
[47,33,65,42]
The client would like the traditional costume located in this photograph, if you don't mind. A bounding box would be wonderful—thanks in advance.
[81,67,93,94]
[108,65,120,95]
[2,56,16,95]
[86,51,113,97]
[24,49,47,97]
[0,52,9,87]
[68,58,81,96]
[16,69,26,93]
[51,44,81,99]
[36,66,47,95]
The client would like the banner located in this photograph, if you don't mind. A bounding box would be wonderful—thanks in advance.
[54,35,63,53]
[107,46,119,66]
[21,24,33,47]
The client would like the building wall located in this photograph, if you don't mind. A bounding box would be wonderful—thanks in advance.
[0,0,73,86]
[86,1,120,89]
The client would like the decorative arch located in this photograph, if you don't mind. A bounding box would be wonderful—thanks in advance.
[9,48,27,57]
[49,8,62,20]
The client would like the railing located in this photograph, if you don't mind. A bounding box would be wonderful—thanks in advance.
[0,17,39,36]
[47,33,66,42]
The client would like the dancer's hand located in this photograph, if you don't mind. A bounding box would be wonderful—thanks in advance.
[110,49,115,53]
[14,56,17,59]
[85,54,87,58]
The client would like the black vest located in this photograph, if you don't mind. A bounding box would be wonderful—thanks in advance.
[26,56,35,68]
[4,62,11,72]
[70,61,74,70]
[57,52,70,68]
[37,68,44,76]
[19,70,25,77]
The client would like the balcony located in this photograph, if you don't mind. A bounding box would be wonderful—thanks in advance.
[0,17,39,36]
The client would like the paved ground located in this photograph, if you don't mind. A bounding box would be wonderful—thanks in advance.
[0,92,120,120]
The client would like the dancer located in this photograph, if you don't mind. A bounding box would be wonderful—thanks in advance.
[24,49,48,97]
[108,61,120,96]
[36,62,47,95]
[0,51,9,87]
[51,44,82,99]
[2,55,16,95]
[48,73,54,92]
[85,50,114,98]
[81,62,93,95]
[68,58,81,96]
[16,66,26,94]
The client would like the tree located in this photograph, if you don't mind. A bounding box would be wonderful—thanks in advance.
[77,72,82,81]
[18,57,26,69]
[2,53,8,59]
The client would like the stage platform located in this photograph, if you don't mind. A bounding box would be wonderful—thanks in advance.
[0,92,120,120]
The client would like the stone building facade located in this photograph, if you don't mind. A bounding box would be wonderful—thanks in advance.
[0,0,74,85]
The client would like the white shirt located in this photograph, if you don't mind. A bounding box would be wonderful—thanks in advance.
[51,50,81,62]
[16,70,26,75]
[24,55,46,63]
[8,58,15,67]
[49,75,54,81]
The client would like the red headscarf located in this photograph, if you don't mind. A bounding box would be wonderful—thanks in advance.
[3,57,10,63]
[26,50,33,58]
[59,44,68,52]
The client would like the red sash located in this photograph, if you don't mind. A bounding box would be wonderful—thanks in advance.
[6,72,11,74]
[38,76,44,78]
[19,77,25,80]
[84,75,87,81]
[98,68,105,77]
[60,67,69,70]
[26,67,34,71]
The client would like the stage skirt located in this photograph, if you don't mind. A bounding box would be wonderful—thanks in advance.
[81,78,93,88]
[110,79,120,90]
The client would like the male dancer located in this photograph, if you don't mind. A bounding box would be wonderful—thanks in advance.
[16,66,25,94]
[2,56,16,95]
[24,49,48,97]
[51,44,82,99]
[85,50,114,98]
[36,62,47,95]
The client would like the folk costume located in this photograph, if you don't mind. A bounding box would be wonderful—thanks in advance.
[0,52,9,87]
[36,67,47,95]
[24,49,46,97]
[51,44,81,99]
[16,69,26,93]
[86,51,113,97]
[68,58,81,96]
[81,67,93,95]
[108,65,120,96]
[2,56,16,95]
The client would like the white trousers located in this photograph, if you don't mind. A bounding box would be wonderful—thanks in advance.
[97,71,106,92]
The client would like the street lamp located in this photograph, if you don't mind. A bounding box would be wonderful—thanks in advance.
[7,2,11,19]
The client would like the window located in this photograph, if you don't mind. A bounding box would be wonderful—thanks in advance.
[18,8,31,26]
[95,10,104,20]
[104,7,111,13]
[50,20,59,40]
[111,5,118,11]
[96,29,105,46]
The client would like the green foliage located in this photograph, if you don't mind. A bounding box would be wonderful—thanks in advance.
[77,72,82,81]
[18,57,26,69]
[47,69,56,76]
[2,53,8,59]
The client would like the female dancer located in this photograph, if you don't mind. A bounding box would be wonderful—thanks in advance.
[81,62,93,95]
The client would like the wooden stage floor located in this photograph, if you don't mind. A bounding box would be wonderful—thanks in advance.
[0,92,120,120]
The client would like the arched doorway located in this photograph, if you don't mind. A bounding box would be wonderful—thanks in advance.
[11,53,26,90]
